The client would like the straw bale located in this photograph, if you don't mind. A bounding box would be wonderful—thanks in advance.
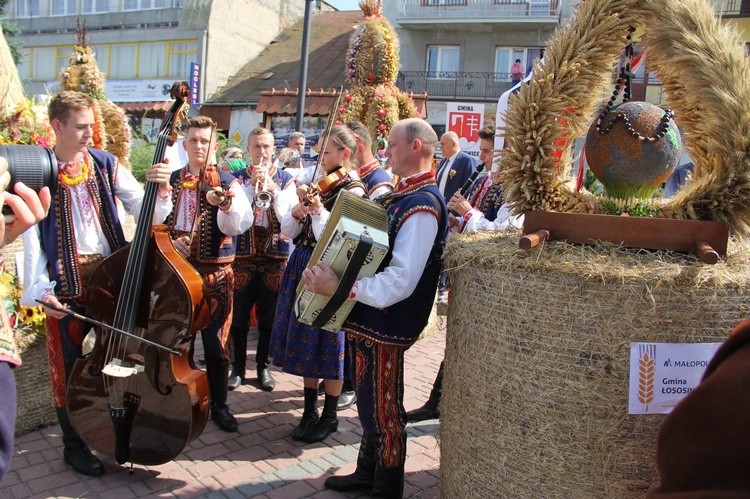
[439,232,750,498]
[14,327,57,436]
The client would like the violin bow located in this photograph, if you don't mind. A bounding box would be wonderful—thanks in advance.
[311,85,345,184]
[36,300,181,355]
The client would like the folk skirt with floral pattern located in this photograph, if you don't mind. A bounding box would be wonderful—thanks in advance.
[269,246,345,380]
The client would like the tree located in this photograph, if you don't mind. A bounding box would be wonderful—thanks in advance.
[0,17,25,110]
[0,0,23,65]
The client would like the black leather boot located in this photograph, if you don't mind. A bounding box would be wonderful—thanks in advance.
[324,432,375,491]
[257,368,276,391]
[303,393,339,443]
[371,464,405,498]
[337,376,357,411]
[292,387,319,441]
[406,360,444,422]
[207,364,238,432]
[228,332,246,391]
[56,407,105,476]
[227,362,245,391]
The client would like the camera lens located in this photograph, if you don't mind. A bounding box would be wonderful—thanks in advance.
[0,144,58,197]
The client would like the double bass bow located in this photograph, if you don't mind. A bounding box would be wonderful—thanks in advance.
[66,81,212,467]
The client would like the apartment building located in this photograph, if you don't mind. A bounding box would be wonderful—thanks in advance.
[3,0,315,121]
[382,0,574,134]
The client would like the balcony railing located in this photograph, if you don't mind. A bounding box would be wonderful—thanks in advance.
[396,71,664,102]
[397,71,518,101]
[397,0,561,20]
[3,0,183,20]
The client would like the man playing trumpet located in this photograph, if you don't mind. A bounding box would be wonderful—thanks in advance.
[229,127,297,391]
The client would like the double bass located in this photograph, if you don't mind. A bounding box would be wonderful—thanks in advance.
[66,82,211,466]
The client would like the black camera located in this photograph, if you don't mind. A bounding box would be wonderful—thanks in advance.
[0,144,58,198]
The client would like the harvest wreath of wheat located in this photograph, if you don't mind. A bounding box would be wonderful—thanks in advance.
[499,0,750,235]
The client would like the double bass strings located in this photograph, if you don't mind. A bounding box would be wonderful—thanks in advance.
[104,104,176,408]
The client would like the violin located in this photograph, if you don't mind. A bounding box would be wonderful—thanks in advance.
[303,165,348,206]
[200,124,234,204]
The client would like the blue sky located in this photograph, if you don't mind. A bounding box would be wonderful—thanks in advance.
[326,0,361,11]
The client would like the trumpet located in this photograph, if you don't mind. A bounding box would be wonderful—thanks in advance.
[254,158,273,211]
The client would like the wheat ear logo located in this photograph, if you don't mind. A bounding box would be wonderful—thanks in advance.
[638,344,656,409]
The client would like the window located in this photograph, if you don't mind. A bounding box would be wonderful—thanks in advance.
[56,47,73,78]
[124,0,166,10]
[426,46,460,78]
[90,45,109,75]
[110,44,137,78]
[15,0,40,17]
[423,0,466,5]
[32,47,56,80]
[495,47,542,80]
[168,41,197,77]
[51,0,76,16]
[16,48,31,80]
[82,0,108,13]
[139,43,167,77]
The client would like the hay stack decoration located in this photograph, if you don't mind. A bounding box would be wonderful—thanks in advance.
[499,0,749,260]
[336,0,418,150]
[61,21,132,169]
[439,0,750,497]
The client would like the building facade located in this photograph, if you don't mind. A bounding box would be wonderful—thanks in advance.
[382,0,573,134]
[3,0,312,120]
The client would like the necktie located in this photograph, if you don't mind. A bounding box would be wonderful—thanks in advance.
[437,157,450,187]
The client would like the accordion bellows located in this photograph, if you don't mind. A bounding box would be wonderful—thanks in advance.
[295,190,389,332]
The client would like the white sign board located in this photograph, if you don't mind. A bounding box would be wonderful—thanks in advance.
[445,102,485,159]
[105,79,176,102]
[628,341,721,415]
[47,79,177,102]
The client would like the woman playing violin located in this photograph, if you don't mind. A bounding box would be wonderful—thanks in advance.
[269,125,366,444]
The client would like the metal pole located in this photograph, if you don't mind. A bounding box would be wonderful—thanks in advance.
[295,0,314,132]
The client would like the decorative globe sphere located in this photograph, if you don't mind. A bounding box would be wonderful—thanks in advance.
[585,101,682,199]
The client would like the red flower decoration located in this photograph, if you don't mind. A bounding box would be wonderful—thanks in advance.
[368,73,376,81]
[378,124,387,131]
[345,94,353,101]
[335,120,342,125]
[377,93,385,99]
[338,106,347,113]
[377,108,387,117]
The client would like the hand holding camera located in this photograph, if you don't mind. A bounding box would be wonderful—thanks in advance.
[0,154,51,248]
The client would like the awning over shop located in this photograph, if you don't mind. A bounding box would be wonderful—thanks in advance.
[256,88,428,119]
[115,101,173,112]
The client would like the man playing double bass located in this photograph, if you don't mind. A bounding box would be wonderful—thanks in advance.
[159,116,253,433]
[21,91,174,476]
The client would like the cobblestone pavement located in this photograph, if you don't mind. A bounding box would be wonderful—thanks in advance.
[1,323,446,498]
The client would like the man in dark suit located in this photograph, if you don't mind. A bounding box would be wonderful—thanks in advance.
[435,131,476,302]
[436,131,476,203]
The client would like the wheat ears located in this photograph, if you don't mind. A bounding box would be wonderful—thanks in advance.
[500,0,750,236]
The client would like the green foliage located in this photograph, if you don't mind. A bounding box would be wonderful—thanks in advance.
[128,126,231,183]
[582,169,602,194]
[1,0,24,66]
[128,134,155,183]
[597,198,662,218]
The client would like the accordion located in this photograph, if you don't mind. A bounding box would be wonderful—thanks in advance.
[294,190,389,332]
